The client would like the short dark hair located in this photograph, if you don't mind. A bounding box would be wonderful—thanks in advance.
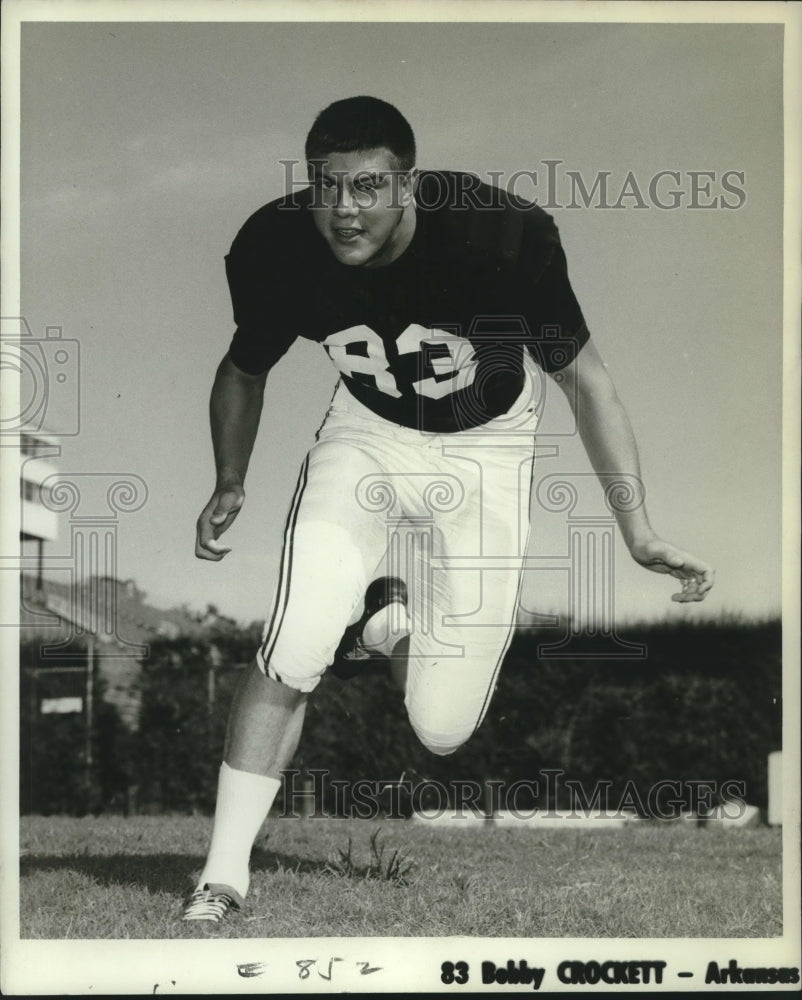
[305,96,416,170]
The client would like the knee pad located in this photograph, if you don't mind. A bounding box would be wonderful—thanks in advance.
[257,521,368,692]
[407,717,472,757]
[404,660,492,757]
[255,647,322,693]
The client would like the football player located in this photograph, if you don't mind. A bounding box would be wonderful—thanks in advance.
[183,96,714,922]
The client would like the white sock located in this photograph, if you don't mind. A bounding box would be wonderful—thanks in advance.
[197,762,281,900]
[362,602,410,657]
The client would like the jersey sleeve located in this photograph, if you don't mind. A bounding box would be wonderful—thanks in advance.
[224,214,299,376]
[521,213,590,373]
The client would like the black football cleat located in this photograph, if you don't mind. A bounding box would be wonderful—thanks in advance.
[182,883,243,923]
[330,577,408,680]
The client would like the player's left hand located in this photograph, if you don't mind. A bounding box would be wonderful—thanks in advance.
[628,536,715,603]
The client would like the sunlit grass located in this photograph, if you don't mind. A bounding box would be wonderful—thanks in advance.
[19,815,782,940]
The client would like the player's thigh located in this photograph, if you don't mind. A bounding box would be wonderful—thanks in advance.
[403,638,512,756]
[259,440,390,689]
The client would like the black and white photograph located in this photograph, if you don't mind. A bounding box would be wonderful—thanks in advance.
[1,0,799,994]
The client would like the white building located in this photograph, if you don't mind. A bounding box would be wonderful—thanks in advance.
[19,428,59,588]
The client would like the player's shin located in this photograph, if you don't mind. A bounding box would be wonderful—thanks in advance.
[195,665,307,901]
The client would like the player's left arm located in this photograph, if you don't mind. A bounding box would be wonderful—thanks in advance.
[553,339,715,603]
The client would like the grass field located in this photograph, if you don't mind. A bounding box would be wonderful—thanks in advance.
[19,815,782,940]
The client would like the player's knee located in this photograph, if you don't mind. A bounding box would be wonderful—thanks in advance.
[256,519,368,691]
[255,648,322,694]
[424,740,462,757]
[408,719,472,756]
[406,691,479,756]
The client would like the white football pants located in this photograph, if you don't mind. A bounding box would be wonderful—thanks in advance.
[256,378,539,755]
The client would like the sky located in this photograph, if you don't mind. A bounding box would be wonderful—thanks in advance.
[12,16,787,627]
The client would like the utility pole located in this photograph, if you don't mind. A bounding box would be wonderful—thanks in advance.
[207,643,221,749]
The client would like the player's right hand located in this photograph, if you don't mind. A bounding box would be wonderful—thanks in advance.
[195,485,245,560]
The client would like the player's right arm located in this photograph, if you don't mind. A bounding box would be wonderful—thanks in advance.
[195,354,268,561]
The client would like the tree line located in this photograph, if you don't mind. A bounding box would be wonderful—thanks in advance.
[20,617,781,817]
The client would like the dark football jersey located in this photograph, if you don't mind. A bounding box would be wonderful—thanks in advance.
[226,171,589,432]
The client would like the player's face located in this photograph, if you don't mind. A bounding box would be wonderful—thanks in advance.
[308,148,416,268]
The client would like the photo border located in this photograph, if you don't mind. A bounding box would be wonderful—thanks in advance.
[1,0,799,994]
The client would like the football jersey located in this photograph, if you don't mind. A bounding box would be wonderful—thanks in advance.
[226,171,590,432]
